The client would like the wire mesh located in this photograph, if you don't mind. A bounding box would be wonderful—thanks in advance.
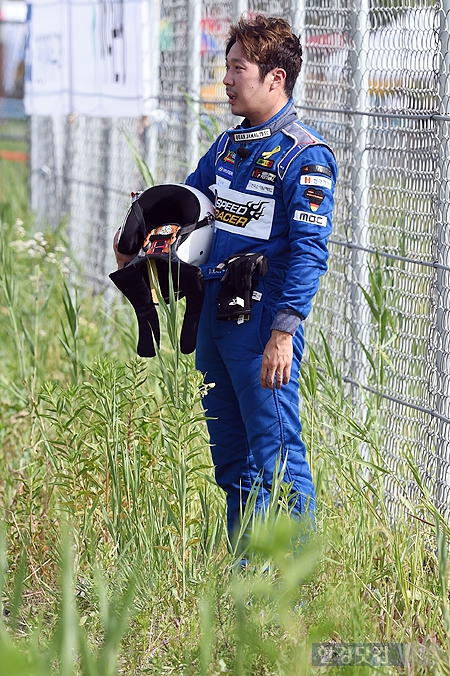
[29,114,144,286]
[301,0,447,519]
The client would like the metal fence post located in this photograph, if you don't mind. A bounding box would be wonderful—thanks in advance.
[186,0,201,173]
[290,0,305,107]
[436,0,450,514]
[143,0,161,182]
[29,116,49,228]
[232,0,246,22]
[350,0,371,390]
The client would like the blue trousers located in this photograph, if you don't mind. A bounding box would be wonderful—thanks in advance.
[196,279,316,539]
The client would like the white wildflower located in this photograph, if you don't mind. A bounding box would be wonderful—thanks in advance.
[27,241,46,258]
[59,263,70,275]
[13,220,26,237]
[10,240,27,252]
[34,232,48,247]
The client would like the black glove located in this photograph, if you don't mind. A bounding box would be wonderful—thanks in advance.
[217,253,268,321]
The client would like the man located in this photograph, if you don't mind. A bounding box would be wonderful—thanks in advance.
[184,15,337,541]
[114,14,336,544]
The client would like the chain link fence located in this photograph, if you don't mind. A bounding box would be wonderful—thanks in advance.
[5,0,450,519]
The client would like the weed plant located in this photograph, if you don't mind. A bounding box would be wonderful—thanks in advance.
[1,198,450,675]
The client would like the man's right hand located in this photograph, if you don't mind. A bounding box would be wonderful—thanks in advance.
[113,229,134,269]
[260,329,293,390]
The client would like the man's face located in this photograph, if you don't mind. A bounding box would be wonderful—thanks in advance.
[223,41,282,127]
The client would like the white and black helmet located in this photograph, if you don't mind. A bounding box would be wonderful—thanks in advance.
[111,184,215,358]
[117,183,215,266]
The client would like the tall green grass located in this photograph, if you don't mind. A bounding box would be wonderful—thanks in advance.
[1,202,450,674]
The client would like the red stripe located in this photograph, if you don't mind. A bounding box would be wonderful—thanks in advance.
[0,150,29,162]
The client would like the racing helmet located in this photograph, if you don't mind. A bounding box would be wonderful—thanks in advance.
[117,183,215,267]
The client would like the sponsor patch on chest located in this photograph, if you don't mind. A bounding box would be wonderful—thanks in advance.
[224,150,236,164]
[216,175,231,188]
[256,157,274,169]
[217,164,233,178]
[251,168,277,184]
[214,186,275,239]
[246,180,274,195]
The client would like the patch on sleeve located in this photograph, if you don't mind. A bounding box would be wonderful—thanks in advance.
[304,187,325,212]
[301,164,332,177]
[300,174,332,190]
[294,210,327,227]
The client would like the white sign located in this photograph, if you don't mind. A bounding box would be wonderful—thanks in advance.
[24,0,150,117]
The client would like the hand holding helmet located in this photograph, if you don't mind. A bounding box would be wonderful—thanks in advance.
[110,184,215,357]
[113,227,134,269]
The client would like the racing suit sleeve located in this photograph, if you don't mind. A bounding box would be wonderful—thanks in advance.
[271,144,337,330]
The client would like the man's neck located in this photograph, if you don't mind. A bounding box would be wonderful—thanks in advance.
[244,97,291,128]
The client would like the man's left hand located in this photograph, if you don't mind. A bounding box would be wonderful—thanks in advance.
[260,330,293,389]
[113,228,135,269]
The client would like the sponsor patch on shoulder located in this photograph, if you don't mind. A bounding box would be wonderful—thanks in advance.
[294,210,327,227]
[301,164,332,177]
[304,187,325,212]
[300,174,332,190]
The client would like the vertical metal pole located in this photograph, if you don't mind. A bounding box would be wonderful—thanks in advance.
[30,116,47,228]
[436,0,450,514]
[143,0,161,183]
[350,0,371,389]
[290,0,305,107]
[67,0,74,115]
[186,0,201,173]
[233,0,247,22]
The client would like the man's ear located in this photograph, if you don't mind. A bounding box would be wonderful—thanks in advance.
[269,67,287,90]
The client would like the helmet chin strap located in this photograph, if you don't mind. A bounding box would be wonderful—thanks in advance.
[110,255,204,357]
[109,264,160,358]
[147,259,159,304]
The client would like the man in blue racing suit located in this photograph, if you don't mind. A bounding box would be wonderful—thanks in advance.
[185,15,337,543]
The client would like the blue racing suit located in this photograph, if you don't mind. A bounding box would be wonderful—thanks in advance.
[185,99,337,539]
